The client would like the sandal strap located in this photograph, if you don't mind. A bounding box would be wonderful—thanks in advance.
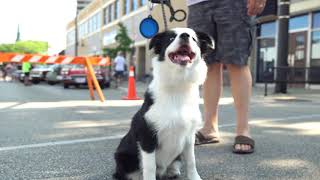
[196,132,207,141]
[234,135,255,148]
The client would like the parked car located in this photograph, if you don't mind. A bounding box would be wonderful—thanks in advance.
[61,65,110,89]
[45,64,63,85]
[30,64,52,84]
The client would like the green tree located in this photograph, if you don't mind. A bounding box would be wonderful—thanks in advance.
[0,41,48,54]
[104,23,134,59]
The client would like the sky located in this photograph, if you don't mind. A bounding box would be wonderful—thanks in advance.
[0,0,77,55]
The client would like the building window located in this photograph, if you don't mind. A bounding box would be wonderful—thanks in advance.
[67,30,75,45]
[124,0,130,15]
[293,34,305,61]
[88,18,92,33]
[96,13,101,30]
[311,31,320,60]
[140,0,147,6]
[84,21,88,35]
[92,15,97,31]
[103,7,108,25]
[289,15,308,31]
[114,0,119,19]
[311,11,320,67]
[133,0,138,10]
[79,23,84,38]
[108,4,113,23]
[257,22,277,82]
[313,12,320,28]
[257,38,276,81]
[260,22,276,37]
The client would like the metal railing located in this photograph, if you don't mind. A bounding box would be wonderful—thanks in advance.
[262,67,320,96]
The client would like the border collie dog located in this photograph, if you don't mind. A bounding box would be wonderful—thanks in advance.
[113,28,214,180]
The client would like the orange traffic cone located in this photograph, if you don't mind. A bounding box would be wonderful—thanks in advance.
[122,66,141,100]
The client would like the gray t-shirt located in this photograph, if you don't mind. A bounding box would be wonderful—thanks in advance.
[187,0,208,6]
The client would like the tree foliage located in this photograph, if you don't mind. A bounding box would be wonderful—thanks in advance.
[104,23,134,59]
[0,41,48,54]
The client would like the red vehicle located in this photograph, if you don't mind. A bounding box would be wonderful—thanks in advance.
[61,65,110,89]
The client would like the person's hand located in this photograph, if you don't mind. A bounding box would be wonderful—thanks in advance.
[247,0,267,16]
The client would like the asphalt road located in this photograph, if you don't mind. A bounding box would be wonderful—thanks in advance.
[0,80,320,180]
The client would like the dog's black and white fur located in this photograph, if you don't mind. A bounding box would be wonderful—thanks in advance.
[113,28,214,180]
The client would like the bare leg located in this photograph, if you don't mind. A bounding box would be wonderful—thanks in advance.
[227,64,252,151]
[199,63,223,138]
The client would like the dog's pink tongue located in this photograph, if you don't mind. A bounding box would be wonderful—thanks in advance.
[175,55,191,62]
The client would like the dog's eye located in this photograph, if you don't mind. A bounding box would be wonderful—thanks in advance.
[192,37,197,42]
[169,37,175,41]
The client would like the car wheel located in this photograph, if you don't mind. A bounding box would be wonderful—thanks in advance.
[32,80,40,84]
[105,81,111,88]
[63,84,69,89]
[48,81,55,85]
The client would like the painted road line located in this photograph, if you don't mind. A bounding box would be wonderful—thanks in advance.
[219,114,320,128]
[0,134,124,152]
[1,114,320,152]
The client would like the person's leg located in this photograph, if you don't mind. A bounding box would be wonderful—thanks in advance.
[199,63,223,138]
[114,72,119,88]
[227,64,252,151]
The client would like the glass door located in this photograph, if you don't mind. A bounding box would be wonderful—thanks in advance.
[288,31,308,85]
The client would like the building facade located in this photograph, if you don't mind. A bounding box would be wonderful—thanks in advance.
[66,0,320,84]
[77,0,94,11]
[66,0,186,80]
[254,0,320,86]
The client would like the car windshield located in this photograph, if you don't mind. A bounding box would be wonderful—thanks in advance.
[72,65,85,70]
[34,64,49,69]
[61,65,82,71]
[48,65,59,70]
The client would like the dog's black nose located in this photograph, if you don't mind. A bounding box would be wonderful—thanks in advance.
[180,33,190,41]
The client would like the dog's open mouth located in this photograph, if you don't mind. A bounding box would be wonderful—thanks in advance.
[168,45,196,66]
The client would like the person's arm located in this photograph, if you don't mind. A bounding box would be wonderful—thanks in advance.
[247,0,267,16]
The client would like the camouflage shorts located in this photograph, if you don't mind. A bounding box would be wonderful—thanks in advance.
[187,0,255,66]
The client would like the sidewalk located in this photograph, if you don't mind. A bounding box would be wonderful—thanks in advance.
[120,80,320,102]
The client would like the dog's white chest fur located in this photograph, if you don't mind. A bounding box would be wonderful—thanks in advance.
[145,86,202,169]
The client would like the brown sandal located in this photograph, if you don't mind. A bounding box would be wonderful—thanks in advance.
[195,131,220,145]
[232,135,255,154]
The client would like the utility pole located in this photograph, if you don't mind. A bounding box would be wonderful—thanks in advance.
[275,0,290,93]
[75,10,79,56]
[16,24,21,42]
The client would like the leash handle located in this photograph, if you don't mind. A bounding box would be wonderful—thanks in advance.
[150,0,187,23]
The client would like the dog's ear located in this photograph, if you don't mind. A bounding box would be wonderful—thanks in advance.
[149,32,167,54]
[196,31,214,55]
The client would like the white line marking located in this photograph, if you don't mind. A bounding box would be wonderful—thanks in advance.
[0,114,319,152]
[219,114,320,128]
[99,58,107,65]
[61,57,74,64]
[0,134,125,152]
[46,56,58,63]
[29,55,42,63]
[11,55,25,62]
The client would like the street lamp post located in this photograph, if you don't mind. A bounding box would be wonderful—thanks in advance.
[75,10,79,56]
[275,0,290,93]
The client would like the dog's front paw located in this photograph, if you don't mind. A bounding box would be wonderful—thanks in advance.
[166,170,181,179]
[188,173,202,180]
[166,165,181,179]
